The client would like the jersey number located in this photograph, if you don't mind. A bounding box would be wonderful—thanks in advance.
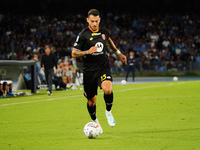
[101,74,107,81]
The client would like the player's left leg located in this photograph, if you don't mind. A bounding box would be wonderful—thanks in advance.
[87,96,103,133]
[101,80,115,127]
[101,80,113,111]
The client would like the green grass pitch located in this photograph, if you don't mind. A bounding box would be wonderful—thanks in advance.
[0,81,200,150]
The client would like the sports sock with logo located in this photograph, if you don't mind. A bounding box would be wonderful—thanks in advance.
[104,91,113,111]
[87,103,96,121]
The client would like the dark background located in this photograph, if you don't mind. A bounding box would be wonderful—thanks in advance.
[1,0,200,15]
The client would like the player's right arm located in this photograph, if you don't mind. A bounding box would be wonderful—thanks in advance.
[107,38,127,65]
[72,47,97,58]
[72,30,98,58]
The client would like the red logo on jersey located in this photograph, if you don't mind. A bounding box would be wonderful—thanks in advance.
[101,34,105,40]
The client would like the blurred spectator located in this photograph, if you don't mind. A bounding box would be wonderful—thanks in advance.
[0,83,3,97]
[53,60,75,89]
[114,58,123,73]
[6,82,15,97]
[62,62,69,84]
[53,62,67,89]
[0,82,15,97]
[61,62,75,84]
[2,82,8,97]
[1,12,200,73]
[126,51,136,81]
[8,83,13,93]
[32,54,45,83]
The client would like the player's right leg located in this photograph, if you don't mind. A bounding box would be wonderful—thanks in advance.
[87,96,97,121]
[87,96,103,133]
[83,72,103,133]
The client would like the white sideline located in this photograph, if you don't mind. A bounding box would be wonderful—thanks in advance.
[0,95,83,107]
[0,82,187,107]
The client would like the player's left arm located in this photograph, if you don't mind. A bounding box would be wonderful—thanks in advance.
[107,38,127,65]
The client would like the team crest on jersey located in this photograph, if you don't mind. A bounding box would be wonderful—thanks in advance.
[101,34,105,40]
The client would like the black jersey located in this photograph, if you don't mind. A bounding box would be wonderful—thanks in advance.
[73,26,110,72]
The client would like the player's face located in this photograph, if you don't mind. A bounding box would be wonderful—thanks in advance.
[87,15,101,31]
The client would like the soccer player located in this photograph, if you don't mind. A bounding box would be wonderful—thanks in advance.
[72,9,127,133]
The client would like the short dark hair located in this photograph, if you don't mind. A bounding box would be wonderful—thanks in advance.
[45,45,50,49]
[3,82,7,91]
[88,9,100,17]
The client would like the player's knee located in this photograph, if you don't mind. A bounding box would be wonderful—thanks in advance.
[103,88,112,95]
[88,101,95,106]
[87,96,96,106]
[101,80,112,95]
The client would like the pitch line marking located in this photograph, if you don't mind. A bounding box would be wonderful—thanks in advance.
[0,82,188,107]
[0,95,83,106]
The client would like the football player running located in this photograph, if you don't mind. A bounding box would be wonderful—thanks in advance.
[72,9,127,133]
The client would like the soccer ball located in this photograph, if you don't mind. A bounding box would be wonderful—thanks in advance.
[83,122,101,139]
[173,76,178,81]
[121,80,127,86]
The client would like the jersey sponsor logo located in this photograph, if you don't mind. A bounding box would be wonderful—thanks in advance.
[106,76,111,79]
[92,33,101,36]
[95,42,104,52]
[92,52,103,55]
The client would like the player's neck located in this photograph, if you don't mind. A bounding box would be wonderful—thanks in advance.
[46,53,51,56]
[88,26,99,32]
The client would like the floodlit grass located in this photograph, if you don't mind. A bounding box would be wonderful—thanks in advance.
[0,81,200,150]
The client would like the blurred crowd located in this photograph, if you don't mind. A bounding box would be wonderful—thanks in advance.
[1,12,200,73]
[0,81,14,97]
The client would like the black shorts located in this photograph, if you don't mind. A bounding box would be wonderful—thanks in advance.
[83,67,113,99]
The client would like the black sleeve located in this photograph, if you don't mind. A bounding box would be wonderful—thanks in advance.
[73,31,85,51]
